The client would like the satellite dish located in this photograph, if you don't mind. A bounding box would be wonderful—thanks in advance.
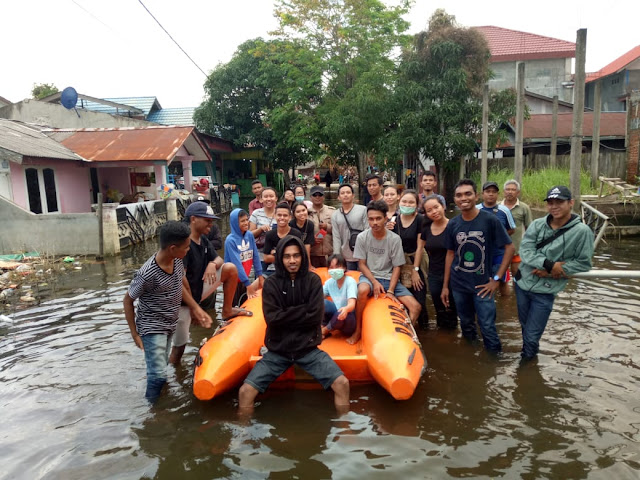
[60,87,78,109]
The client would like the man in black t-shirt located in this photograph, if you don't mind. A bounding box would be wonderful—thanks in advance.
[169,202,251,365]
[262,202,302,276]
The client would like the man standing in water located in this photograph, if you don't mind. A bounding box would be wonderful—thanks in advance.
[515,185,593,361]
[500,179,533,276]
[123,221,212,403]
[238,236,350,413]
[442,179,514,353]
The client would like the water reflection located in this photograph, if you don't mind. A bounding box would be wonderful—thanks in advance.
[1,226,639,478]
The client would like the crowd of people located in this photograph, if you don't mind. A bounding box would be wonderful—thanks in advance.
[124,172,594,411]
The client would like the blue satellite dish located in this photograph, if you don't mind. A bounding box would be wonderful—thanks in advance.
[60,87,78,109]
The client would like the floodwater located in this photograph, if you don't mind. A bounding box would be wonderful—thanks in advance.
[1,212,639,479]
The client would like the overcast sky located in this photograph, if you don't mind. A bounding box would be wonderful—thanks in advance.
[2,0,638,108]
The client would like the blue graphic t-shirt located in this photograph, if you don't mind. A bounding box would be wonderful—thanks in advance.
[444,210,512,294]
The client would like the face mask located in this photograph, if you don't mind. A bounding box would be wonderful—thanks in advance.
[399,206,416,215]
[328,268,345,280]
[295,196,305,202]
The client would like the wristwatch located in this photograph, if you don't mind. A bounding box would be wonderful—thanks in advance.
[414,267,420,271]
[492,274,500,281]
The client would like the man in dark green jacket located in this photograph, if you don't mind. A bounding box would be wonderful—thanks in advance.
[515,186,594,360]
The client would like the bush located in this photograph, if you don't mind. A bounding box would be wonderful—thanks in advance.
[471,168,599,208]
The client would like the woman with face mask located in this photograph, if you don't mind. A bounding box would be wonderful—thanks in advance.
[293,185,313,210]
[322,254,357,339]
[393,189,429,330]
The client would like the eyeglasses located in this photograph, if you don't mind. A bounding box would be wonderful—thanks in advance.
[311,193,324,197]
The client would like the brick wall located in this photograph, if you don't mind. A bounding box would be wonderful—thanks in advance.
[628,93,640,184]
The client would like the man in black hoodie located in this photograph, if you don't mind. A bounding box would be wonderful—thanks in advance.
[238,236,350,413]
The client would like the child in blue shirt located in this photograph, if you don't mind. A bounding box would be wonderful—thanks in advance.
[322,254,357,338]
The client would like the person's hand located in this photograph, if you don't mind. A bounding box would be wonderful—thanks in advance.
[550,261,566,279]
[247,283,258,298]
[372,279,385,299]
[337,307,348,321]
[321,326,330,338]
[309,265,316,272]
[131,332,143,350]
[384,292,400,304]
[257,276,264,290]
[532,268,549,278]
[441,287,450,308]
[202,263,218,285]
[476,279,499,298]
[411,270,423,290]
[261,224,270,233]
[191,306,213,328]
[385,221,395,230]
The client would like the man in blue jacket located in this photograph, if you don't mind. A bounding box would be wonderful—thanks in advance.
[515,185,594,361]
[238,236,350,413]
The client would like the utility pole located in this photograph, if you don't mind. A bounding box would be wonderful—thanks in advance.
[570,28,587,206]
[515,62,525,184]
[591,80,602,186]
[481,84,489,186]
[550,95,558,168]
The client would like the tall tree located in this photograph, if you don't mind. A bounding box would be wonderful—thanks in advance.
[270,0,412,193]
[388,9,495,196]
[31,83,59,100]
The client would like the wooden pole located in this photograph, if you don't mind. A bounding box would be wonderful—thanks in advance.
[97,192,104,260]
[570,28,587,206]
[550,95,558,168]
[481,83,489,186]
[514,62,525,184]
[591,80,602,186]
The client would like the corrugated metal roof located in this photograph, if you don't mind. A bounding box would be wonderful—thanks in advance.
[76,96,161,116]
[586,45,640,83]
[0,119,84,162]
[147,107,196,126]
[473,26,576,62]
[47,125,210,162]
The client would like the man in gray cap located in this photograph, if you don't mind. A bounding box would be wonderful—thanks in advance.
[169,202,250,365]
[514,186,594,361]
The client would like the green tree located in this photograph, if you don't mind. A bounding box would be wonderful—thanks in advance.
[31,83,59,99]
[270,0,412,192]
[387,9,498,196]
[194,39,272,150]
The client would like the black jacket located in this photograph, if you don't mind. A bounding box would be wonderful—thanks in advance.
[262,235,323,358]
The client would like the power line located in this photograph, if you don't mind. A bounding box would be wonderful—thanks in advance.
[137,0,208,78]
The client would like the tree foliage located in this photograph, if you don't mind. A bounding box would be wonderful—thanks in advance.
[31,83,59,100]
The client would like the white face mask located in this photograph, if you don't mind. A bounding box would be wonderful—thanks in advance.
[295,196,305,202]
[328,268,345,280]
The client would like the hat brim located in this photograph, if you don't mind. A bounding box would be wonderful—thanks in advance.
[192,213,219,219]
[544,196,570,201]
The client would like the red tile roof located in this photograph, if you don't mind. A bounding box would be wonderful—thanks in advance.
[48,126,210,162]
[586,45,640,83]
[473,26,576,62]
[522,112,626,141]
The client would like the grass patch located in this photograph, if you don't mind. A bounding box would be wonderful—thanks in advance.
[472,168,599,208]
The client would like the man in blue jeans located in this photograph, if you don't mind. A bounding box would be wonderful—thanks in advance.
[514,185,593,361]
[123,221,212,403]
[441,179,514,352]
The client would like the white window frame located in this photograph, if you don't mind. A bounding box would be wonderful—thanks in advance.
[24,166,60,214]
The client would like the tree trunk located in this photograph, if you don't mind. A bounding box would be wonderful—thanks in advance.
[357,151,368,202]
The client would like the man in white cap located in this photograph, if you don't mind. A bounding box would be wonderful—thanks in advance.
[169,201,250,365]
[514,185,594,361]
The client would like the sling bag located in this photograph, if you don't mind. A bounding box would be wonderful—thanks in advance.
[341,209,363,251]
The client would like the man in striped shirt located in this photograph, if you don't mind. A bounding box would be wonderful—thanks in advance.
[124,221,212,403]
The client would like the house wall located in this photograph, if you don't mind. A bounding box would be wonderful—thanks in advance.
[490,58,573,103]
[585,72,627,112]
[9,158,91,213]
[0,195,100,256]
[99,166,133,199]
[0,99,151,128]
[526,97,573,114]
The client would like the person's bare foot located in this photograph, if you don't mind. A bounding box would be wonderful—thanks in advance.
[346,332,360,345]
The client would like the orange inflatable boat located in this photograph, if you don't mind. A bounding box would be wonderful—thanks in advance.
[193,268,426,401]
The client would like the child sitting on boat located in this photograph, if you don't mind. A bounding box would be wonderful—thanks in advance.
[322,254,357,339]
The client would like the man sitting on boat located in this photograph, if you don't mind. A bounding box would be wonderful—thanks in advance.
[238,235,350,413]
[350,200,422,345]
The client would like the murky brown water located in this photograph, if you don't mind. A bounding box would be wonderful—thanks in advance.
[1,209,639,479]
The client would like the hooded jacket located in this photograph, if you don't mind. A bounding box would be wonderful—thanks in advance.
[262,235,324,358]
[516,213,594,295]
[224,208,263,286]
